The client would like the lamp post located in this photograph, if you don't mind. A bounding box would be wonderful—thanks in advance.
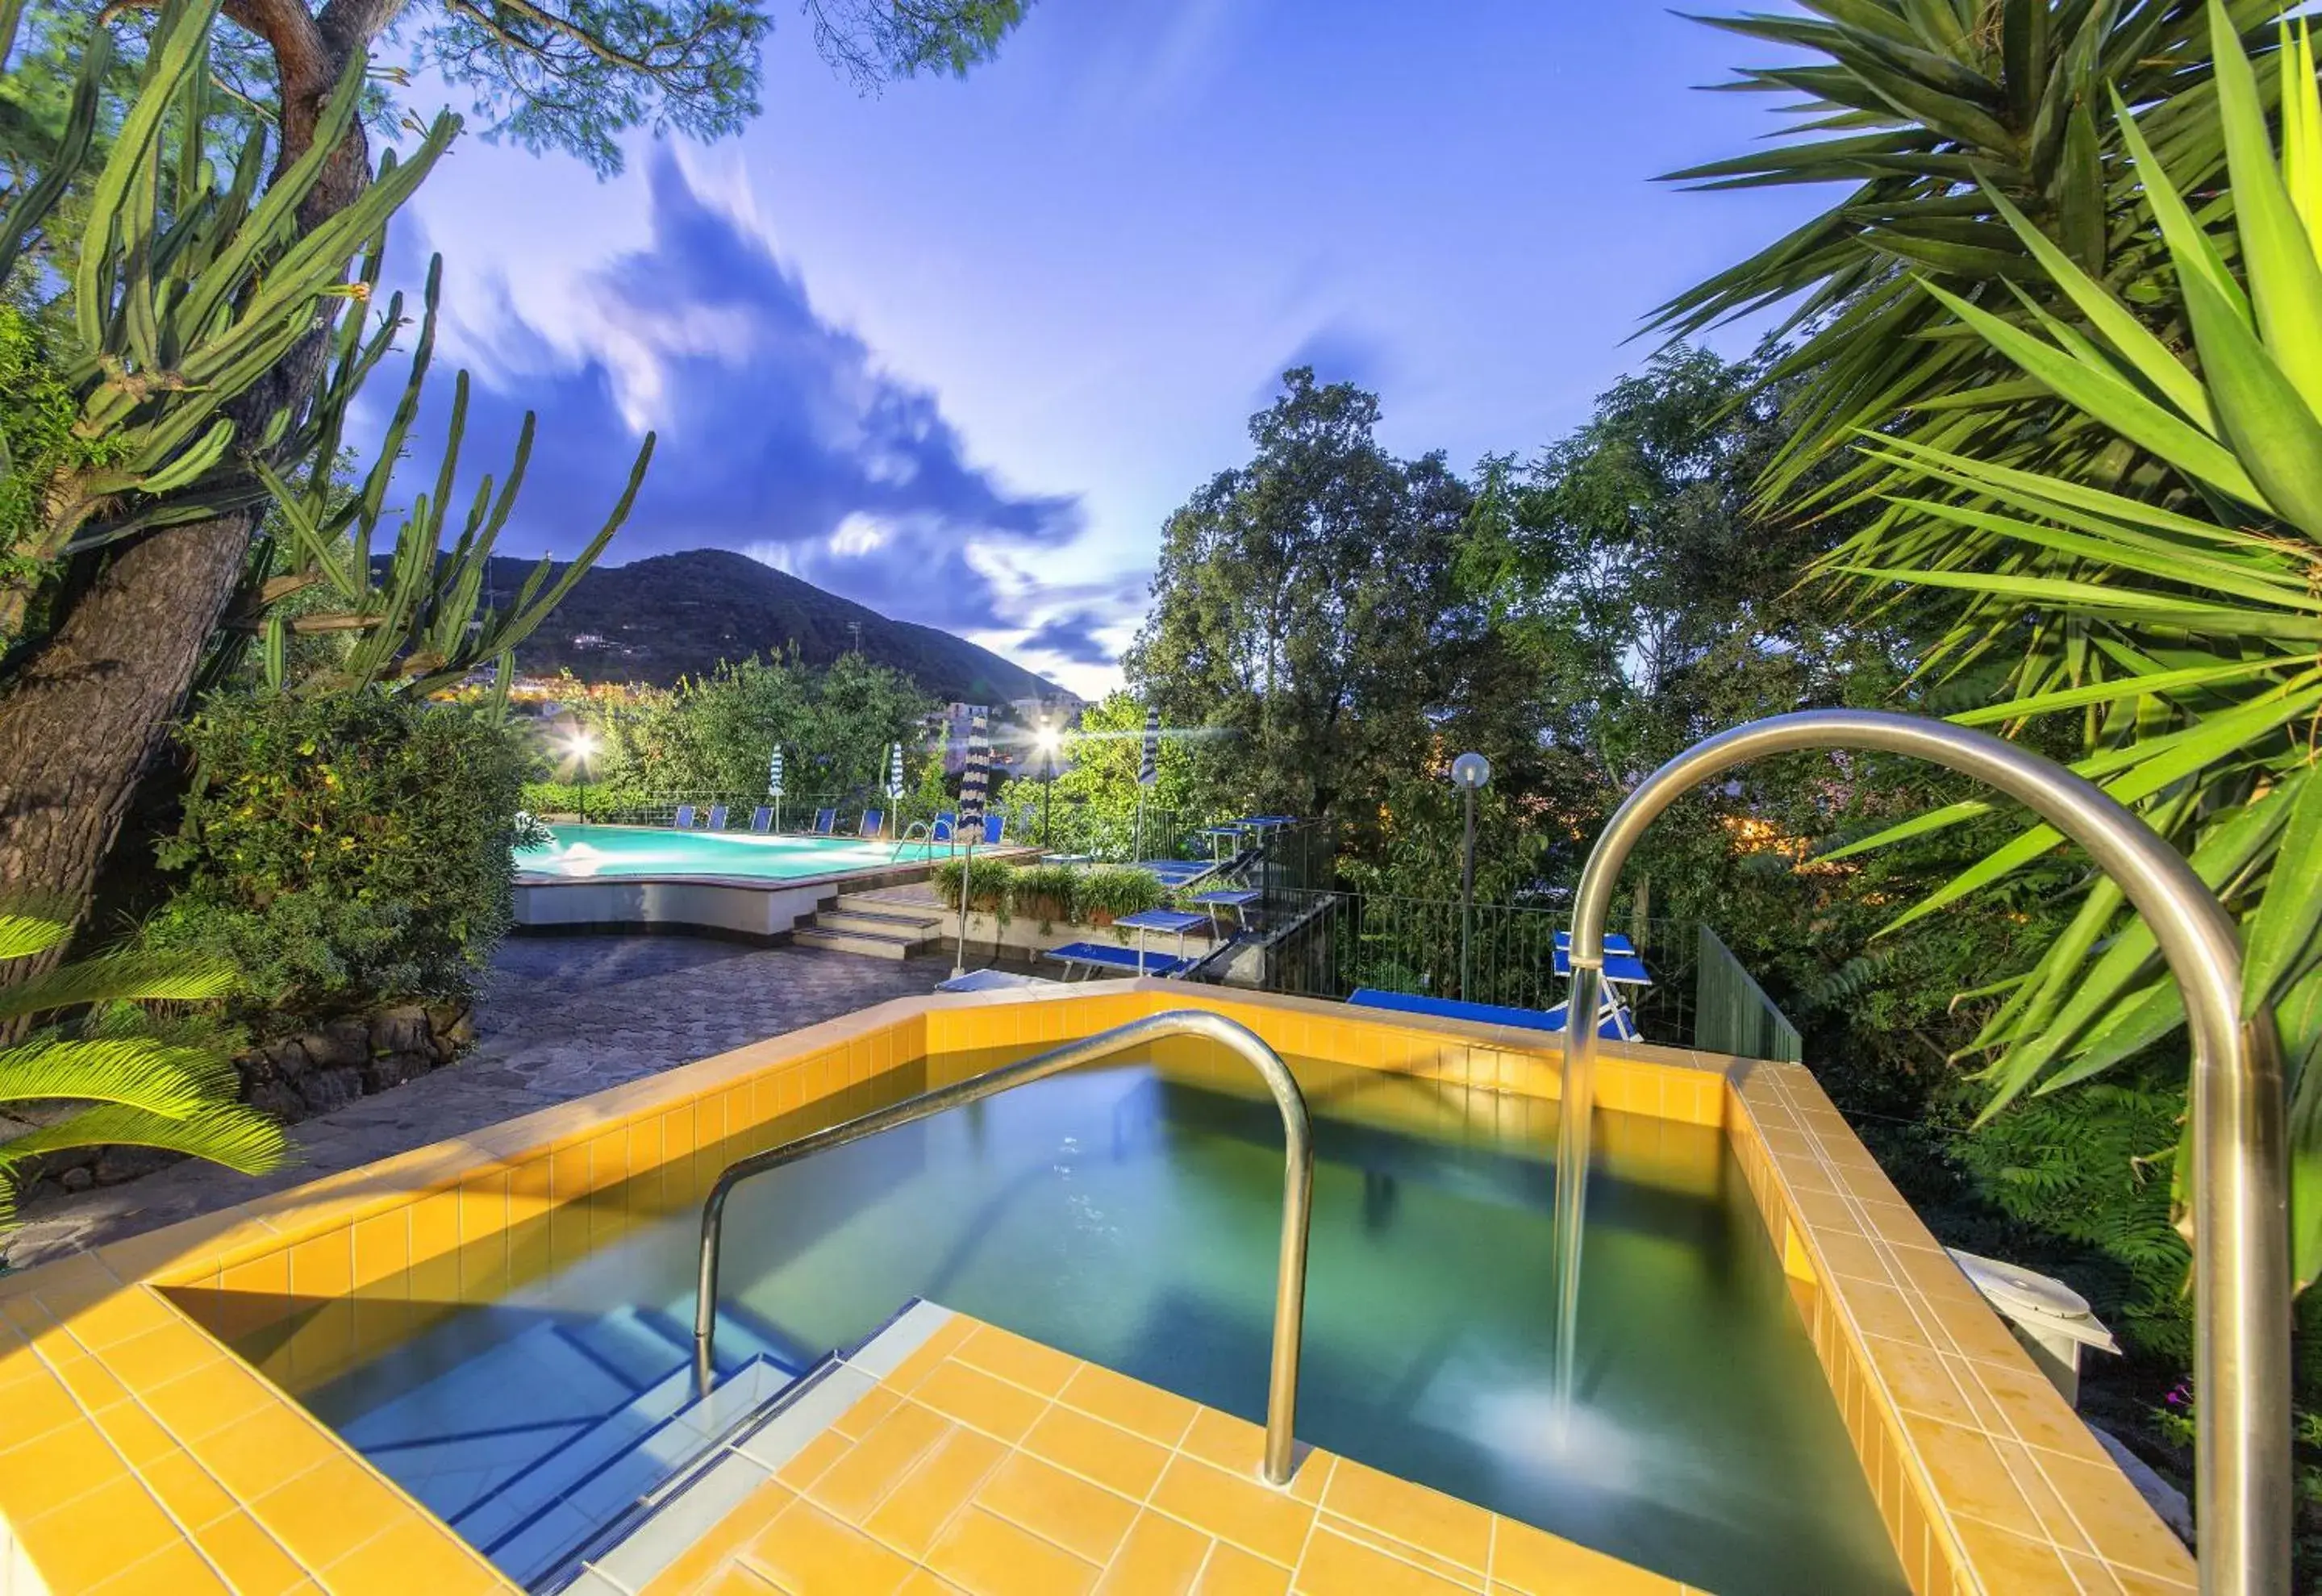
[566,728,598,825]
[1451,752,1490,1002]
[1035,716,1062,848]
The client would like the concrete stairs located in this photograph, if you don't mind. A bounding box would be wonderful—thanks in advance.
[790,894,945,961]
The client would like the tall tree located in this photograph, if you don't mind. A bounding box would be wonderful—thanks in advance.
[1457,344,1887,781]
[0,0,1028,942]
[1125,368,1474,824]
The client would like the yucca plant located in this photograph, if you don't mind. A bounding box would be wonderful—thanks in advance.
[1830,0,2322,1281]
[0,908,286,1231]
[1658,1,2295,506]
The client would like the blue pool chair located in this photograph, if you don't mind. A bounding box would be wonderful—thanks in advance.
[858,808,885,839]
[672,804,696,829]
[930,811,957,844]
[809,808,836,836]
[1346,987,1636,1040]
[750,806,773,833]
[1044,943,1194,980]
[705,804,729,831]
[981,814,1004,845]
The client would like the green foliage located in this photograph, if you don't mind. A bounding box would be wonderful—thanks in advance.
[1073,865,1163,923]
[152,689,531,1022]
[1805,7,2322,1283]
[1003,690,1199,861]
[0,302,123,605]
[565,652,932,806]
[1957,1080,2193,1357]
[415,0,1031,177]
[926,857,1162,929]
[1127,368,1489,826]
[931,855,1016,917]
[1009,862,1079,930]
[0,905,286,1230]
[0,0,457,644]
[1657,0,2295,508]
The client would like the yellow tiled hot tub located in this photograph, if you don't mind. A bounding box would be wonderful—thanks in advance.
[0,982,2193,1594]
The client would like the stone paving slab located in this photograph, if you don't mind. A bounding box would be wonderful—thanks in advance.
[3,936,947,1269]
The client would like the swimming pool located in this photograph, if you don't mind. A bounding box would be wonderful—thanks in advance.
[290,1049,1905,1594]
[519,823,959,881]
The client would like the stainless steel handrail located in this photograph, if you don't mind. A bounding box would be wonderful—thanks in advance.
[1559,709,2287,1596]
[690,1009,1316,1485]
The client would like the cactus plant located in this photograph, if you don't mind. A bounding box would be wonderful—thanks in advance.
[0,0,456,640]
[250,252,655,699]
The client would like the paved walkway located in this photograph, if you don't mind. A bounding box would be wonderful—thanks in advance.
[5,937,947,1269]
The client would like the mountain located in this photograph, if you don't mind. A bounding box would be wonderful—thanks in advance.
[475,549,1077,705]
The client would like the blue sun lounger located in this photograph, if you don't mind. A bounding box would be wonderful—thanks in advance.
[1346,987,1638,1040]
[705,804,729,831]
[857,808,884,839]
[1139,859,1215,889]
[808,808,836,836]
[1044,943,1194,980]
[1550,931,1653,987]
[672,804,696,829]
[750,806,773,833]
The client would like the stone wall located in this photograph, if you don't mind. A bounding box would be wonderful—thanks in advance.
[235,1002,476,1125]
[20,1003,473,1198]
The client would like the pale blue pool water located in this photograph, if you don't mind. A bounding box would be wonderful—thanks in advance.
[519,823,953,881]
[283,1053,1906,1594]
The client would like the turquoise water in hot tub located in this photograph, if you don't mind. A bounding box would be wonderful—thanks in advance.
[518,823,954,881]
[297,1055,1907,1594]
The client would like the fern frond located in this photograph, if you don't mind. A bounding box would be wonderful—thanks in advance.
[0,1036,244,1116]
[0,1103,288,1226]
[0,915,69,963]
[0,951,239,1024]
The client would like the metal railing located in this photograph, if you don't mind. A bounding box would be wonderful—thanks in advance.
[1560,709,2287,1596]
[1240,890,1699,1046]
[1693,924,1803,1063]
[690,1011,1316,1485]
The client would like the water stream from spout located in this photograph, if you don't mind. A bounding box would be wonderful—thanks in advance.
[1549,961,1603,1436]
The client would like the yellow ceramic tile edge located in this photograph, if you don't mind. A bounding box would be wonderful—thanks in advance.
[1731,1061,2195,1593]
[0,981,2174,1594]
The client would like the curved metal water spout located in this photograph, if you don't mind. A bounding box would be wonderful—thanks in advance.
[1555,709,2287,1596]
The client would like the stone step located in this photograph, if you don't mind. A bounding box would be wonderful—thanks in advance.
[831,894,945,928]
[815,908,939,938]
[791,927,925,961]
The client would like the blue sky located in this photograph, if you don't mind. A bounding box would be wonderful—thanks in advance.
[387,1,1821,697]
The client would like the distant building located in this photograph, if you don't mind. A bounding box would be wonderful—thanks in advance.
[936,703,989,773]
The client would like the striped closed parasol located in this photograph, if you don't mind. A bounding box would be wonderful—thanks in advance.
[958,712,990,827]
[1140,706,1159,788]
[767,746,784,798]
[888,741,905,802]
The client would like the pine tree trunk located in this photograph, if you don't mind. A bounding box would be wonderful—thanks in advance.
[0,510,259,908]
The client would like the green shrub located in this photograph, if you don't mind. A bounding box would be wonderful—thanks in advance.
[1076,866,1163,925]
[152,690,532,1026]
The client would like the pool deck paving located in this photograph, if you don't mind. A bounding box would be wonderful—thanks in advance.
[3,936,945,1271]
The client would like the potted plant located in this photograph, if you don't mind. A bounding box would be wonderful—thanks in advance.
[1011,864,1079,931]
[933,857,1015,923]
[1075,865,1163,929]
